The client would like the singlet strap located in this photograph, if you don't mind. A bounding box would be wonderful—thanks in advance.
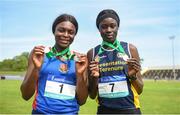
[93,45,101,60]
[120,41,131,58]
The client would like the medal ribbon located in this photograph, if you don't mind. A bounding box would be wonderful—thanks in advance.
[97,39,125,55]
[46,47,75,60]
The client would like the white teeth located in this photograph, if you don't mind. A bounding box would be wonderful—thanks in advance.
[44,46,50,53]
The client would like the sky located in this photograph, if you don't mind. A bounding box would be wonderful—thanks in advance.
[0,0,180,68]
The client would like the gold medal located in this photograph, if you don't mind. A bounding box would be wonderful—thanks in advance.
[59,63,68,73]
[94,55,100,62]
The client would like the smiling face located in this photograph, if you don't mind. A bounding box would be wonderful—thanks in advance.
[54,21,76,50]
[99,17,118,43]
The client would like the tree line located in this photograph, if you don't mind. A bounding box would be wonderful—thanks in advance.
[0,52,29,71]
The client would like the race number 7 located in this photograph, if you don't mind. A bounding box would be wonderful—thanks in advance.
[109,83,115,92]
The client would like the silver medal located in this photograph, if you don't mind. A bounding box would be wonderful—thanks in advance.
[44,46,50,53]
[74,55,80,62]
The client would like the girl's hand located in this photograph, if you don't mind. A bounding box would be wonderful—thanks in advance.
[31,45,45,70]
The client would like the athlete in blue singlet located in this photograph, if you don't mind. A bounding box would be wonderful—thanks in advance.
[87,9,144,114]
[20,14,88,114]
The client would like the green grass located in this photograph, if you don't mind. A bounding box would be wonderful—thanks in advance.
[140,80,180,114]
[0,80,180,114]
[0,80,33,114]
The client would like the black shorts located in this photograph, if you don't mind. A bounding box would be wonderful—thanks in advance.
[97,105,141,114]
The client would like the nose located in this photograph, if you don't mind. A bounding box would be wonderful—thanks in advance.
[63,31,69,37]
[107,27,112,32]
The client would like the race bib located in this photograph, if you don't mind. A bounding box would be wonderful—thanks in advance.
[44,79,76,100]
[98,80,129,98]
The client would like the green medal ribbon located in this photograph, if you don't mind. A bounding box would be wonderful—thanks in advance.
[46,47,75,60]
[97,39,125,55]
[46,50,55,58]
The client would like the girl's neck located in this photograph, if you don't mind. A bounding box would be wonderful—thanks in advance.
[102,39,117,49]
[102,45,114,50]
[54,44,67,52]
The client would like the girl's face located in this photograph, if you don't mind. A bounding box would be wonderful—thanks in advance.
[99,17,118,43]
[54,21,76,49]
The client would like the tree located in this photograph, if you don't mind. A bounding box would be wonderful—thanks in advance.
[0,52,29,71]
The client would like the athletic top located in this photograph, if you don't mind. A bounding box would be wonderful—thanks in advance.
[93,41,140,109]
[32,55,79,114]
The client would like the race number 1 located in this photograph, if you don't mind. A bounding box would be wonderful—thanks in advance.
[44,80,76,100]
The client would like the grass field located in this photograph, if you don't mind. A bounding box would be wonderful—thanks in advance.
[0,80,180,114]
